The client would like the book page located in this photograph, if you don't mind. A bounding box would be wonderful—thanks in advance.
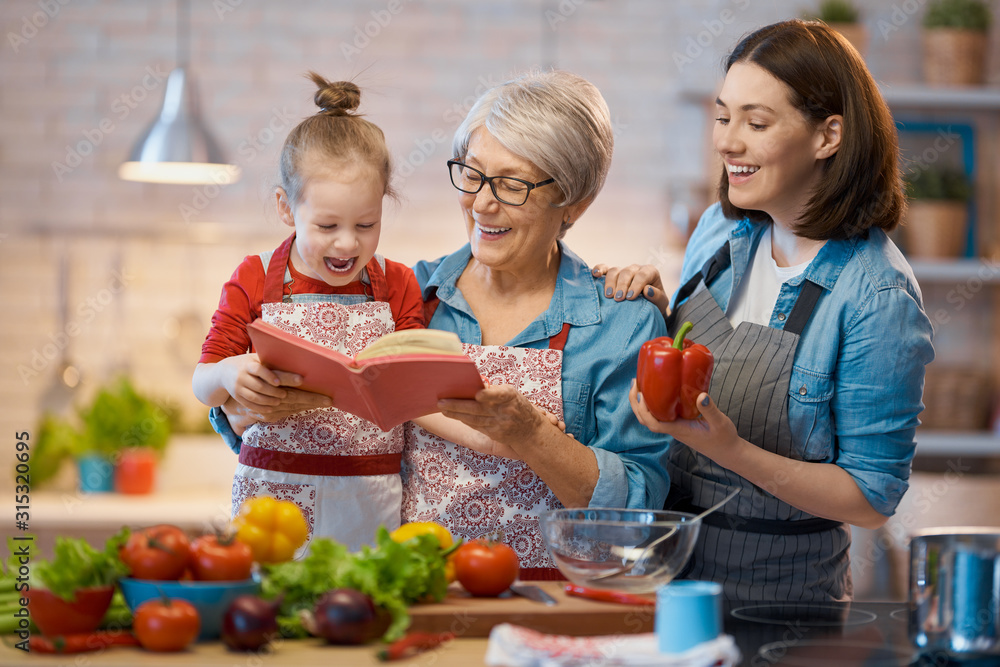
[354,329,464,361]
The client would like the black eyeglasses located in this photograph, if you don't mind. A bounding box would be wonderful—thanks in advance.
[447,159,555,206]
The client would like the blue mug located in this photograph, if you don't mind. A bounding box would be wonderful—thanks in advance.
[656,580,723,653]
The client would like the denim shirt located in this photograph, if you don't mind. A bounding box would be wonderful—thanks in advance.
[413,241,670,510]
[679,203,935,516]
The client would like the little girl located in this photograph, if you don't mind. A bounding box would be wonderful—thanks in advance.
[193,73,484,552]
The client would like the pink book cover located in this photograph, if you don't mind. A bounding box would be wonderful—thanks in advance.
[247,320,485,431]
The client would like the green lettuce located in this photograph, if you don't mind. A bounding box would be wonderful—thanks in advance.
[29,528,131,601]
[260,526,450,642]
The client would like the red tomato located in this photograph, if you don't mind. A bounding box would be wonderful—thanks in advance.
[120,525,191,580]
[189,534,253,581]
[453,540,520,597]
[133,598,200,652]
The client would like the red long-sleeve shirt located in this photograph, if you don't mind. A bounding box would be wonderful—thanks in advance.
[200,252,424,363]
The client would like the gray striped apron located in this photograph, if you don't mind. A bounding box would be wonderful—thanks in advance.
[665,241,851,602]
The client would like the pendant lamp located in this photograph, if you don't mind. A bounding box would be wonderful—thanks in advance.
[118,0,240,185]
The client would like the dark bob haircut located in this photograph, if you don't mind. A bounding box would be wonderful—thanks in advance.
[718,20,904,240]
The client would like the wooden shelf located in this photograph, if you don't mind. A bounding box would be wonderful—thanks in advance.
[879,85,1000,111]
[914,429,1000,456]
[909,259,1000,284]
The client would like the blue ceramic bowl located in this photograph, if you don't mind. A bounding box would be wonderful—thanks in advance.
[118,576,260,640]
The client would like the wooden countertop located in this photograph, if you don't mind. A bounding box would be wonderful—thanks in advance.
[2,582,655,666]
[0,636,491,666]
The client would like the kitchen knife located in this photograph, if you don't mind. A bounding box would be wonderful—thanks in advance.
[509,583,558,606]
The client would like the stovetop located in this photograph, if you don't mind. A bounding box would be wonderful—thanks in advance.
[722,600,996,666]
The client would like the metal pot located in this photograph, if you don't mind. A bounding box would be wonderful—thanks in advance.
[909,527,1000,658]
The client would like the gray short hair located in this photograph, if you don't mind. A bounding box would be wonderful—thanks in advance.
[452,70,613,211]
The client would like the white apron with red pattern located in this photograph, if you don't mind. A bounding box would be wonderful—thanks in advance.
[402,325,568,570]
[233,235,403,553]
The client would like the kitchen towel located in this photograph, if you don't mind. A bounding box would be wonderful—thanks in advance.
[485,623,740,667]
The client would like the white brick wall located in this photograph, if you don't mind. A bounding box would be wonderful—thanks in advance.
[2,0,998,491]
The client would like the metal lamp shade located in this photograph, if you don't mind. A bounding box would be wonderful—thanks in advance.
[118,67,240,185]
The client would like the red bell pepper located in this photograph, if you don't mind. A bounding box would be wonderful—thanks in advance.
[636,321,714,421]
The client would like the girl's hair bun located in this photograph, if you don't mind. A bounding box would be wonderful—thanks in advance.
[307,71,361,116]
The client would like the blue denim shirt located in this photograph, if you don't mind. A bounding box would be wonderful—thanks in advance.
[413,241,670,510]
[679,203,935,516]
[212,241,671,510]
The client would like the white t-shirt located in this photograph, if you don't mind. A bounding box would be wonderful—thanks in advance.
[727,226,811,328]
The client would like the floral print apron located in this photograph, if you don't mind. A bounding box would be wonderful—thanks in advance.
[232,236,403,553]
[402,324,569,572]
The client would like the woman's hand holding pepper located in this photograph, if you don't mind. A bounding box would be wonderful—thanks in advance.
[629,381,743,468]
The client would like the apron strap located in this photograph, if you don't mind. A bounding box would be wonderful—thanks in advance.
[262,235,296,303]
[702,240,732,286]
[667,241,732,332]
[363,255,390,302]
[783,280,823,336]
[423,292,440,325]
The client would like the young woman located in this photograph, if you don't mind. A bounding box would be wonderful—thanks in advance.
[601,20,934,600]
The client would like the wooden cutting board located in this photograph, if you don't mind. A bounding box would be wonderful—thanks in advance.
[407,582,656,637]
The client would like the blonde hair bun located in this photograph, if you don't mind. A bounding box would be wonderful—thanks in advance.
[308,72,361,117]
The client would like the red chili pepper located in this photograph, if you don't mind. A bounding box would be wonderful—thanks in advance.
[636,321,714,421]
[564,584,656,606]
[29,631,141,654]
[376,631,455,661]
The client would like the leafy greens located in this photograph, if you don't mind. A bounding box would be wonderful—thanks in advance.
[259,526,450,642]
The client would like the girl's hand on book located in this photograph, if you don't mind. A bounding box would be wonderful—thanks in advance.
[536,407,574,439]
[221,386,333,434]
[220,353,292,411]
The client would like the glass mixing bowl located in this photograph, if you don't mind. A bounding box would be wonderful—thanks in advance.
[539,508,701,593]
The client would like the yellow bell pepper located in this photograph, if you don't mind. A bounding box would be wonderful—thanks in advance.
[232,496,309,564]
[390,522,457,582]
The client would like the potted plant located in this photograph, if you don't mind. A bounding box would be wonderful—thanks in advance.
[812,0,867,57]
[922,0,992,85]
[38,377,173,493]
[902,165,973,259]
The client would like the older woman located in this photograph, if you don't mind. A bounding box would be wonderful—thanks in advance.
[214,70,670,578]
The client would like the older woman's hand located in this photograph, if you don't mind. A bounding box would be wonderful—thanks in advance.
[629,379,742,468]
[591,263,670,314]
[221,371,332,436]
[437,385,561,458]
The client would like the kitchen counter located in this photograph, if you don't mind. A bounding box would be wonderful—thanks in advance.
[27,435,236,555]
[2,594,984,666]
